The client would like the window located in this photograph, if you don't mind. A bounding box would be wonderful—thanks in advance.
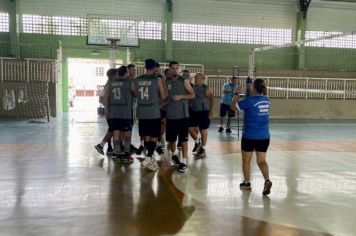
[52,16,87,36]
[0,12,10,32]
[22,14,87,35]
[172,23,292,45]
[306,31,356,49]
[138,21,161,40]
[22,14,162,40]
[22,14,51,34]
[95,67,104,77]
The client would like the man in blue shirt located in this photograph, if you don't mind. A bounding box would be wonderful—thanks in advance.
[219,77,237,133]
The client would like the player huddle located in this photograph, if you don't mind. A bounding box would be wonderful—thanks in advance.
[95,59,213,173]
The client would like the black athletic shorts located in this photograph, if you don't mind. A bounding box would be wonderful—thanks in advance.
[106,119,113,132]
[108,119,133,132]
[166,118,189,143]
[189,110,210,130]
[220,103,235,118]
[241,137,270,152]
[160,109,167,119]
[138,118,161,138]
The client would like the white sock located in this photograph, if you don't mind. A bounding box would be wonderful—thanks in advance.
[194,139,199,144]
[181,158,187,164]
[173,150,178,156]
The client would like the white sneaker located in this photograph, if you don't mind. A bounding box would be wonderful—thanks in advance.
[145,158,158,171]
[141,158,150,168]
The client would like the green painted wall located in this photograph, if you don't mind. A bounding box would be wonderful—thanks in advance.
[173,41,298,71]
[305,47,356,71]
[0,33,10,56]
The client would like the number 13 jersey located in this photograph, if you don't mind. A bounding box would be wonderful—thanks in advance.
[109,78,133,119]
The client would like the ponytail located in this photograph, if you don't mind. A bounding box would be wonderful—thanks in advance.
[253,78,267,95]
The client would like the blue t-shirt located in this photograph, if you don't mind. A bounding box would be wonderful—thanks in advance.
[221,83,235,105]
[237,96,270,140]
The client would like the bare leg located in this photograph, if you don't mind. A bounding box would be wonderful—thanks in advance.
[226,117,231,128]
[182,141,188,159]
[242,151,253,181]
[189,127,199,141]
[220,117,224,127]
[102,131,113,143]
[200,129,207,146]
[256,152,270,180]
[169,141,177,153]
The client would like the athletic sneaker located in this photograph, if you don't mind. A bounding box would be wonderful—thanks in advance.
[172,155,181,166]
[130,144,138,154]
[156,146,164,155]
[136,145,145,155]
[112,153,123,162]
[240,181,252,190]
[262,179,272,196]
[121,153,134,164]
[142,157,158,171]
[195,146,206,156]
[106,146,114,156]
[218,127,224,133]
[177,163,188,173]
[95,144,104,155]
[192,142,200,154]
[226,128,232,133]
[141,157,150,167]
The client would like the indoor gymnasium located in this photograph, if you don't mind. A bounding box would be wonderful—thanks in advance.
[1,0,356,235]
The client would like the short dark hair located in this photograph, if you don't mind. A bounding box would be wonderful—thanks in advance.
[127,64,135,69]
[169,61,179,67]
[117,65,128,77]
[164,68,169,74]
[183,70,189,73]
[156,62,160,68]
[145,58,156,70]
[106,68,117,78]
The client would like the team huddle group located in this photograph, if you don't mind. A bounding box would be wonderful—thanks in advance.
[95,59,213,173]
[94,58,273,195]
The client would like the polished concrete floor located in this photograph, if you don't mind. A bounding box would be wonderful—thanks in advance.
[1,113,356,236]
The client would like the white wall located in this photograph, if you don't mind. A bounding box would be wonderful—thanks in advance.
[18,0,165,22]
[173,0,297,29]
[0,1,10,12]
[308,1,356,32]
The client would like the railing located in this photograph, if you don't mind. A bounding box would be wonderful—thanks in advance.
[133,62,204,77]
[207,76,356,100]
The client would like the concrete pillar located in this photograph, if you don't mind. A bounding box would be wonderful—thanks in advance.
[9,0,20,58]
[164,0,173,61]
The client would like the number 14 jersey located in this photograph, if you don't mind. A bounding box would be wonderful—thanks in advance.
[134,75,161,119]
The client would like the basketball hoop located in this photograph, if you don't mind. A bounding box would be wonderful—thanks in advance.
[106,37,121,48]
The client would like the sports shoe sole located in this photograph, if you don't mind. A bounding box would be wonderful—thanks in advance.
[177,167,188,173]
[241,186,252,190]
[263,181,272,195]
[142,161,158,171]
[95,145,104,155]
